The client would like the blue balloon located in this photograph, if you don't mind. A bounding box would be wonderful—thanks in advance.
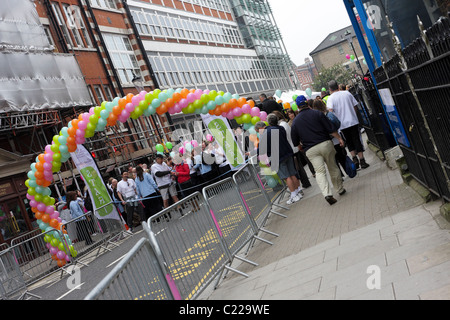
[151,99,161,109]
[207,101,217,110]
[215,95,225,105]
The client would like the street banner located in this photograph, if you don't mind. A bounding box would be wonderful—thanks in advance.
[70,145,120,220]
[200,114,245,170]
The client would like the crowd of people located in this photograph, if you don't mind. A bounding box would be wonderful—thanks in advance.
[65,79,369,235]
[105,140,236,232]
[255,79,369,206]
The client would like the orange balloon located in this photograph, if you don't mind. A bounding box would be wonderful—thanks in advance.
[165,98,175,108]
[57,259,66,267]
[38,154,45,163]
[228,99,238,109]
[284,103,290,109]
[34,211,43,220]
[126,93,134,103]
[67,143,77,153]
[214,107,222,116]
[35,161,44,172]
[238,98,247,107]
[107,114,118,126]
[189,89,196,94]
[36,178,46,186]
[209,110,215,115]
[34,171,44,180]
[42,180,52,187]
[180,89,189,99]
[41,214,50,224]
[172,92,181,102]
[221,103,230,113]
[157,103,168,115]
[49,219,59,228]
[71,119,79,130]
[118,98,127,109]
[248,100,255,108]
[67,126,77,137]
[67,136,76,145]
[112,105,122,116]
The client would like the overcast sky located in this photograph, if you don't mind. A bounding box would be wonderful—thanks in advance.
[269,0,353,66]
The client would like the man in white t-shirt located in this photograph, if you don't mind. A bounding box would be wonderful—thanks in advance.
[151,154,179,208]
[117,171,139,232]
[327,80,369,170]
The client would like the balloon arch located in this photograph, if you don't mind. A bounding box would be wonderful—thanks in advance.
[26,87,290,267]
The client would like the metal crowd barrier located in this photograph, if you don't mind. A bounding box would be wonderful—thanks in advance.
[0,248,41,300]
[232,164,281,240]
[86,166,291,300]
[145,192,246,300]
[203,177,273,267]
[2,228,72,295]
[59,204,129,267]
[84,233,176,300]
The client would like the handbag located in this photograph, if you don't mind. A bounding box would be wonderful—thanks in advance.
[344,156,357,179]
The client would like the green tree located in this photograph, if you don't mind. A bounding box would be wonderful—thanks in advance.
[312,64,354,92]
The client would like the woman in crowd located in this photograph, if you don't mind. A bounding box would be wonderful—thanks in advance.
[67,191,94,245]
[135,166,162,220]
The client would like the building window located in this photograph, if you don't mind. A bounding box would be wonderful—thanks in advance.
[90,0,117,10]
[103,34,142,85]
[51,3,92,49]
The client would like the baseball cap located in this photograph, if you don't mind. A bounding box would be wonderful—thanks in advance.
[296,95,308,107]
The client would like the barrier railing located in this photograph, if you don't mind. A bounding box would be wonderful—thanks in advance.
[232,164,281,240]
[85,166,290,300]
[5,228,72,289]
[145,192,247,300]
[84,235,175,300]
[0,248,41,300]
[59,204,129,267]
[203,177,273,267]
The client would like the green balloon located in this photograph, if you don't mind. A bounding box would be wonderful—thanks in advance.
[251,116,261,125]
[156,144,164,152]
[166,142,173,150]
[241,114,251,123]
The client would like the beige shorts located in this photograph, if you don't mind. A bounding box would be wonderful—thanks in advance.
[160,183,177,201]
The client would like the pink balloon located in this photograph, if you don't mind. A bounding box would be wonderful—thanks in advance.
[186,93,196,103]
[131,95,140,106]
[57,250,66,260]
[125,103,135,113]
[121,110,130,118]
[191,140,199,148]
[76,137,86,144]
[179,147,185,155]
[49,247,58,255]
[30,199,37,208]
[241,104,251,114]
[168,107,176,115]
[78,121,87,130]
[46,205,55,215]
[89,107,95,114]
[260,111,268,122]
[45,145,53,154]
[226,110,235,120]
[76,129,85,137]
[179,99,189,109]
[233,108,243,117]
[82,113,90,122]
[65,254,71,262]
[26,194,34,201]
[44,154,53,163]
[250,107,261,117]
[37,202,46,212]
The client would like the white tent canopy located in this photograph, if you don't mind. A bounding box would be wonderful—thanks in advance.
[274,89,322,104]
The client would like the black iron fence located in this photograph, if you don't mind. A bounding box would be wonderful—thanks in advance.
[369,16,450,201]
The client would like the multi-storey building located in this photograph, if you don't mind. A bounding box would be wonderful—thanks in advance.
[295,58,319,91]
[0,0,297,244]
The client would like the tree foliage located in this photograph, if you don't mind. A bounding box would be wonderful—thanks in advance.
[312,64,355,92]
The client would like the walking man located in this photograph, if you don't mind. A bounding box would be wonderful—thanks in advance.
[291,95,346,205]
[117,171,140,232]
[326,80,369,169]
[255,114,302,205]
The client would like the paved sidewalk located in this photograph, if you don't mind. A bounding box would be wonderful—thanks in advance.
[204,142,450,300]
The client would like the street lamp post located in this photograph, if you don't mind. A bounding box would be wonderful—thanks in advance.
[343,30,365,76]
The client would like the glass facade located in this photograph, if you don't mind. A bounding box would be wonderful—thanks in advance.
[228,0,297,89]
[129,0,296,97]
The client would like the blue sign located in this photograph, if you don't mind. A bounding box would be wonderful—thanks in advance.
[378,89,410,148]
